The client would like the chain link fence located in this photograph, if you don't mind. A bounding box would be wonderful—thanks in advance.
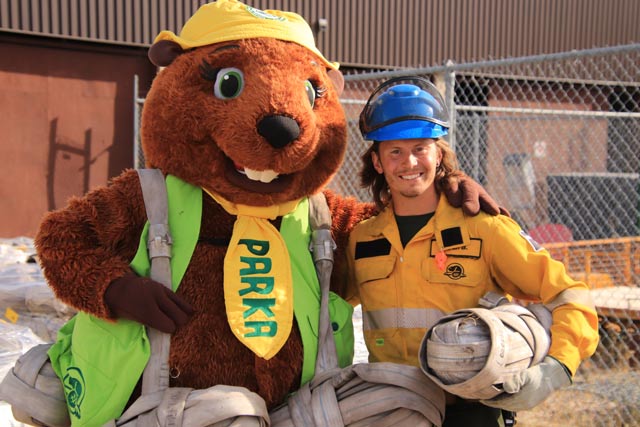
[340,43,640,427]
[134,43,640,426]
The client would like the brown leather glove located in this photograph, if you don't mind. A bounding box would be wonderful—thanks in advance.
[104,272,194,333]
[444,173,510,217]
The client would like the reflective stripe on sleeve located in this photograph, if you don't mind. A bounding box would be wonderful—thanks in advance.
[545,288,596,312]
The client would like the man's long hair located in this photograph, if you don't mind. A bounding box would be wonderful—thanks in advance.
[360,138,463,210]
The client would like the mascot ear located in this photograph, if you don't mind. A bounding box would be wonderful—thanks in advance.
[328,69,344,97]
[148,40,184,67]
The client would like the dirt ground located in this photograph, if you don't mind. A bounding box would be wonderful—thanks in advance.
[516,365,640,427]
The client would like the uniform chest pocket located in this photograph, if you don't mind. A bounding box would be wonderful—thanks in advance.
[354,255,397,310]
[355,255,396,285]
[421,255,487,287]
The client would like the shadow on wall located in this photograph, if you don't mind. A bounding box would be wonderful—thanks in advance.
[47,118,113,211]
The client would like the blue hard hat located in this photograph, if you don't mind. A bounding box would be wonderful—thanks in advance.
[359,76,450,141]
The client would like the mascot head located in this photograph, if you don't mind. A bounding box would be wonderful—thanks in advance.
[141,0,347,206]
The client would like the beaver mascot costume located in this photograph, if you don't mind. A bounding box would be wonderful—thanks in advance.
[0,1,500,425]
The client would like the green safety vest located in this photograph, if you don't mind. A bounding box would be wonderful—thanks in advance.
[48,175,354,426]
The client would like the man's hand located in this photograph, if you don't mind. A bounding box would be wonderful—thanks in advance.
[444,174,509,217]
[105,272,194,333]
[481,356,572,411]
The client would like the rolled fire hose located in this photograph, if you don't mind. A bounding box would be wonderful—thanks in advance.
[0,341,260,427]
[419,296,552,401]
[0,343,70,427]
[107,385,269,427]
[268,194,445,427]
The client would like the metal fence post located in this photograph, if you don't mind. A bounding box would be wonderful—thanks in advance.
[444,60,456,152]
[133,74,141,169]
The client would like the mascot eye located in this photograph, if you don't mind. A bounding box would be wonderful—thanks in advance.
[214,68,244,99]
[305,80,327,108]
[305,80,317,107]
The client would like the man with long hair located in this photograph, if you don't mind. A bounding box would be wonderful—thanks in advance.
[345,76,598,427]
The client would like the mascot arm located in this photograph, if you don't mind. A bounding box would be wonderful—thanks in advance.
[35,169,149,318]
[443,173,509,217]
[323,189,378,298]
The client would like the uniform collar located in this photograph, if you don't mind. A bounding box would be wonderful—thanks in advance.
[432,196,471,251]
[367,196,470,252]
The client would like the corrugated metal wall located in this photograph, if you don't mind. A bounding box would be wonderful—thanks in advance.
[2,0,639,67]
[319,0,640,67]
[0,1,206,46]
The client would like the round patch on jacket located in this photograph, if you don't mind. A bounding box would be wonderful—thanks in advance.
[444,263,466,280]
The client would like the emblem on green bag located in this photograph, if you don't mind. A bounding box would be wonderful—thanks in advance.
[63,367,86,419]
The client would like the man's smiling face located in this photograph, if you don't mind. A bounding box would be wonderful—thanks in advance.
[372,138,442,202]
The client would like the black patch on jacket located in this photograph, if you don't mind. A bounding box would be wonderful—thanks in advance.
[355,238,391,259]
[441,227,463,247]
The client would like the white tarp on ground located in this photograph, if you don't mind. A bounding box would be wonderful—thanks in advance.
[0,237,368,425]
[0,237,65,426]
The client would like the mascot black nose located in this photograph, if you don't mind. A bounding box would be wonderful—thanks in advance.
[257,115,300,148]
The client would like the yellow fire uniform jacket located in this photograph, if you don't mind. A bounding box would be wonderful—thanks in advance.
[346,196,599,376]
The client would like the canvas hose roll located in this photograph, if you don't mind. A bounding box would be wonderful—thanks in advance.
[269,362,445,427]
[0,343,70,427]
[418,298,552,401]
[102,386,269,427]
[0,345,269,427]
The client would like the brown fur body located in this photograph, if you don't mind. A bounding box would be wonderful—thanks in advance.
[36,38,374,409]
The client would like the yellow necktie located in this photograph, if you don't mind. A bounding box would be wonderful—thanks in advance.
[205,189,300,360]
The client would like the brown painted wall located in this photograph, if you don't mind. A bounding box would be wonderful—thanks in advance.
[0,35,155,237]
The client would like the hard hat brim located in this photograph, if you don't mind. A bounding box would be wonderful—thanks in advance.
[364,120,448,142]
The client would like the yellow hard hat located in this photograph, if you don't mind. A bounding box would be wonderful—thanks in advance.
[154,0,338,70]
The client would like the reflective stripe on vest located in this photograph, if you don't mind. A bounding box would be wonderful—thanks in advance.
[363,307,446,332]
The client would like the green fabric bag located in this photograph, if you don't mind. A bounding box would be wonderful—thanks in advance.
[47,175,201,427]
[48,314,149,426]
